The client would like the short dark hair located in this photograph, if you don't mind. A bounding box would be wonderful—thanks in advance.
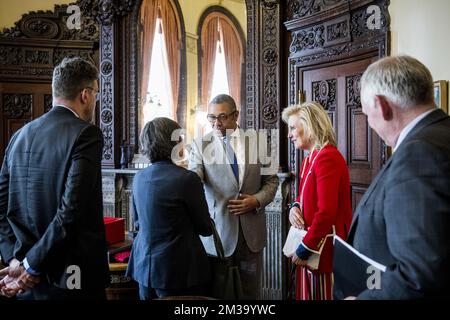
[52,57,99,100]
[209,94,237,111]
[139,117,181,162]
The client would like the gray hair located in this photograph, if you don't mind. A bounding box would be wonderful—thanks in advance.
[52,57,99,100]
[139,117,181,162]
[210,94,237,111]
[361,55,434,110]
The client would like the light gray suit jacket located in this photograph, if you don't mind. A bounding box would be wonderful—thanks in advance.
[188,131,279,257]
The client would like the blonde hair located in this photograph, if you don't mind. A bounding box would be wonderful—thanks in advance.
[282,102,336,150]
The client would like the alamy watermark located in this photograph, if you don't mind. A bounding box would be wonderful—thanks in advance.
[65,4,382,32]
[366,5,382,30]
[366,265,382,290]
[66,5,81,30]
[66,265,81,290]
[171,128,280,176]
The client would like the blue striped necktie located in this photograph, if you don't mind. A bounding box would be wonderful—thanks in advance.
[224,136,239,182]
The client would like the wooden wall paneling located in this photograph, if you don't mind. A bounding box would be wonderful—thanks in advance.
[0,83,51,160]
[286,0,390,210]
[0,2,99,161]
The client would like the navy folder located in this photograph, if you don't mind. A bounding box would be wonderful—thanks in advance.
[333,235,386,299]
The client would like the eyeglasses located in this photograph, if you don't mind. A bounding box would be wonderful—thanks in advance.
[85,87,100,102]
[207,110,237,123]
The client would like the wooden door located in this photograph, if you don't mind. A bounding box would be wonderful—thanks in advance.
[301,56,383,210]
[0,83,52,161]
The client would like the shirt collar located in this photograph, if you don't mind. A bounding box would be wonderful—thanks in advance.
[55,104,80,118]
[394,108,435,152]
[221,126,240,141]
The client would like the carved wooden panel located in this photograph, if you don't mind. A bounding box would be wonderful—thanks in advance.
[349,106,369,162]
[287,0,346,20]
[44,94,53,113]
[0,2,99,161]
[312,79,337,111]
[83,0,188,166]
[0,83,51,160]
[351,185,367,210]
[0,3,99,81]
[347,74,370,164]
[286,0,390,208]
[245,0,283,133]
[3,94,32,118]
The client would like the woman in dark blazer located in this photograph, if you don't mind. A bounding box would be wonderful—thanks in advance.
[282,102,352,300]
[126,117,213,299]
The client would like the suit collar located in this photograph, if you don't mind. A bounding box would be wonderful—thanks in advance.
[399,108,447,147]
[52,105,80,118]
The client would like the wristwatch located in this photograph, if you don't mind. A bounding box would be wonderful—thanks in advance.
[289,202,300,209]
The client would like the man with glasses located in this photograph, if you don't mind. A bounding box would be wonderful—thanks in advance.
[0,57,109,299]
[189,94,278,299]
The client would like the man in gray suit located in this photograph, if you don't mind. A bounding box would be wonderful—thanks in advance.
[189,94,278,299]
[335,55,450,299]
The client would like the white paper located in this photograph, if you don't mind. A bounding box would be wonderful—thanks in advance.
[283,226,307,257]
[283,226,321,270]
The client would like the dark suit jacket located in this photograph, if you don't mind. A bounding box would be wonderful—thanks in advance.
[0,106,109,290]
[126,160,213,290]
[341,109,450,299]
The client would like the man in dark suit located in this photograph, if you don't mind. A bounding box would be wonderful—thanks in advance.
[0,57,109,299]
[334,55,450,299]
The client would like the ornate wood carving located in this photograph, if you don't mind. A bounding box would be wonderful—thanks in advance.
[288,0,346,20]
[0,2,99,81]
[0,4,99,41]
[75,0,136,167]
[0,1,100,165]
[289,25,325,54]
[287,0,390,200]
[312,79,337,111]
[44,94,53,113]
[347,74,362,107]
[99,23,115,165]
[245,0,289,300]
[82,0,188,166]
[244,0,283,179]
[3,94,32,118]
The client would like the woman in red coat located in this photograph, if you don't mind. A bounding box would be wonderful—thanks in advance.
[282,102,352,300]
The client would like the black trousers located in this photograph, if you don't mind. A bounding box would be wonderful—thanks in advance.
[17,280,106,300]
[138,283,210,300]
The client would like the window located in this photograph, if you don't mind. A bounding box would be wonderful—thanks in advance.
[199,11,244,110]
[209,40,230,100]
[198,10,244,138]
[143,18,173,124]
[139,0,183,132]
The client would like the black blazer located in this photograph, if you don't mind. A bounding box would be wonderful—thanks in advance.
[340,109,450,299]
[126,160,213,290]
[0,106,109,290]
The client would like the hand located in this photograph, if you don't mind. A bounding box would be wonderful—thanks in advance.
[0,260,40,298]
[291,253,308,267]
[227,193,260,215]
[289,206,305,229]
